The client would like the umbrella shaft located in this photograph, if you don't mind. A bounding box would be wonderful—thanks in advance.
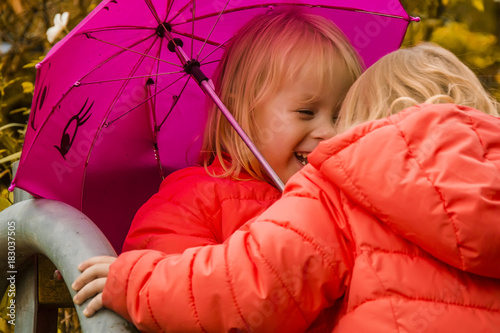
[172,43,190,65]
[200,80,285,192]
[164,29,191,65]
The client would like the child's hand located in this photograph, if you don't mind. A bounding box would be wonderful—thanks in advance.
[72,255,116,317]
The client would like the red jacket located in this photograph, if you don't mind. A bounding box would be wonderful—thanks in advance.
[123,159,281,253]
[103,104,500,332]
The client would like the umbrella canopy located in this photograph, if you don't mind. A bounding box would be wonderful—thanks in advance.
[12,0,417,252]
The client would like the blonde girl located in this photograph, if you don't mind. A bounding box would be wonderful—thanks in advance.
[336,42,498,132]
[202,7,363,183]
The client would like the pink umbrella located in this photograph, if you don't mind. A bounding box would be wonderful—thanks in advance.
[11,0,418,252]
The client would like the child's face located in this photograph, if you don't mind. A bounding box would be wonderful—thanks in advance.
[254,59,351,184]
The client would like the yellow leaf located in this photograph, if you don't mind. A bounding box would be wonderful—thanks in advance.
[0,288,15,333]
[0,196,11,211]
[472,0,484,12]
[23,56,45,69]
[10,107,29,114]
[22,62,37,68]
[442,0,449,5]
[21,81,34,94]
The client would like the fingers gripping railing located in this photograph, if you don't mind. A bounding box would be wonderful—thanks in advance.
[0,199,139,332]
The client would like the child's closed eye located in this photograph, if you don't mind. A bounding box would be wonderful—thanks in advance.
[297,109,315,119]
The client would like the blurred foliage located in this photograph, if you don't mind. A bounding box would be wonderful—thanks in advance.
[0,0,499,332]
[401,0,500,100]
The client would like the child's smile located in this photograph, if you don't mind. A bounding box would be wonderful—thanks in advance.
[294,152,309,166]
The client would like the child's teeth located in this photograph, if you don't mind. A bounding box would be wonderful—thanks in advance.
[295,152,309,165]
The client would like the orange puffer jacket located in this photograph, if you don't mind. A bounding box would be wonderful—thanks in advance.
[123,159,281,254]
[103,104,500,332]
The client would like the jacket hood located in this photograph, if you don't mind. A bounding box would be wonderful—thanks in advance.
[309,104,500,278]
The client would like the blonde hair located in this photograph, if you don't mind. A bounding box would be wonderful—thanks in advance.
[201,7,363,181]
[336,42,499,133]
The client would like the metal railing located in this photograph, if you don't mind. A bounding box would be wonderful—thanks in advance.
[0,163,138,332]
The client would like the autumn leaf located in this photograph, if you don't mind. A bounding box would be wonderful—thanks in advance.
[22,82,34,94]
[471,0,484,12]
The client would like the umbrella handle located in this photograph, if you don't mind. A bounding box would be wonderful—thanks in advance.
[200,80,285,192]
[0,199,139,333]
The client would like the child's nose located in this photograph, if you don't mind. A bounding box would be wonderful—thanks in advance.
[311,121,336,140]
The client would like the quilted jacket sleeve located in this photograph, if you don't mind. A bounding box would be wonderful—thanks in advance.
[102,166,353,332]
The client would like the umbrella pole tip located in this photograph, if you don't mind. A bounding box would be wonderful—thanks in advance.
[410,16,420,22]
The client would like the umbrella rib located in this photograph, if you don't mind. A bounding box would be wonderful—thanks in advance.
[151,36,164,131]
[167,1,194,23]
[176,4,411,25]
[196,0,230,60]
[166,0,173,20]
[75,34,159,85]
[172,30,220,47]
[86,34,183,67]
[78,26,156,34]
[158,76,191,129]
[149,36,166,179]
[76,71,185,85]
[106,73,189,127]
[143,0,163,24]
[191,0,196,59]
[198,38,230,64]
[199,59,220,67]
